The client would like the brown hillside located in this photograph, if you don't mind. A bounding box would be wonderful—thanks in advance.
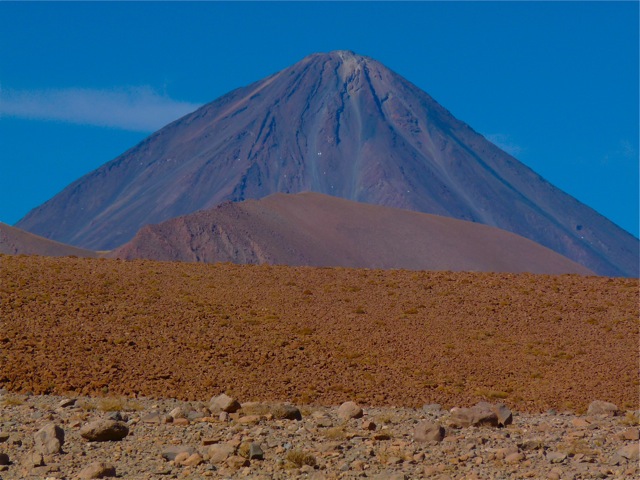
[112,193,593,276]
[0,222,97,257]
[1,256,636,413]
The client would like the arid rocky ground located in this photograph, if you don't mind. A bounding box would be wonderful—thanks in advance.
[0,255,638,478]
[0,393,638,479]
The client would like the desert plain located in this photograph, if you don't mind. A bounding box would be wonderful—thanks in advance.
[0,255,638,479]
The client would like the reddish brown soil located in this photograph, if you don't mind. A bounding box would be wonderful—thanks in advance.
[0,255,637,412]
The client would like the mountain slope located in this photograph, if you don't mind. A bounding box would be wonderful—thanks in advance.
[0,223,97,258]
[110,192,593,275]
[16,51,638,276]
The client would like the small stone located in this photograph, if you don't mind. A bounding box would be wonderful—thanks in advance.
[208,443,235,463]
[423,404,443,413]
[141,412,171,424]
[373,432,391,440]
[414,421,445,443]
[492,403,513,426]
[0,432,9,443]
[249,443,264,460]
[546,451,567,463]
[587,400,620,417]
[505,452,525,463]
[362,420,377,431]
[0,453,9,465]
[181,453,203,467]
[80,420,129,442]
[547,467,563,480]
[620,428,640,441]
[271,404,302,420]
[106,411,127,422]
[57,398,76,408]
[226,455,250,469]
[22,452,44,467]
[173,418,189,426]
[77,462,116,479]
[161,445,195,461]
[169,407,188,419]
[238,415,261,425]
[219,412,230,422]
[571,418,591,428]
[209,393,241,413]
[618,444,640,461]
[174,451,190,464]
[34,423,65,455]
[338,401,363,420]
[519,439,544,451]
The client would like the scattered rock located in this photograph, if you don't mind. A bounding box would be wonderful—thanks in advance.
[414,421,445,443]
[505,452,525,463]
[617,444,639,461]
[209,393,241,413]
[208,443,235,464]
[0,393,635,478]
[34,423,64,455]
[22,452,44,467]
[449,404,499,428]
[180,453,203,467]
[80,420,129,442]
[363,419,377,431]
[226,455,250,469]
[77,462,116,479]
[587,400,620,417]
[423,403,442,413]
[57,398,76,408]
[492,403,513,426]
[338,401,363,420]
[161,445,196,461]
[141,412,171,424]
[271,403,302,420]
[619,428,640,441]
[249,443,264,460]
[169,406,188,419]
[546,451,567,464]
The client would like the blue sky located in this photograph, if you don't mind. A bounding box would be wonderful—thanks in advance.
[1,1,638,237]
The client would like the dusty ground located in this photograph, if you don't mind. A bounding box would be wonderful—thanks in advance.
[0,255,637,413]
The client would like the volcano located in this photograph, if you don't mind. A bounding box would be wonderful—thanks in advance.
[16,51,638,276]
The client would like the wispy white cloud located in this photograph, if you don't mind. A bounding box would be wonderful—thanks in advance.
[485,133,524,157]
[0,86,202,131]
[602,139,638,166]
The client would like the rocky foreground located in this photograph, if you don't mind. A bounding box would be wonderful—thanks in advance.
[0,392,638,479]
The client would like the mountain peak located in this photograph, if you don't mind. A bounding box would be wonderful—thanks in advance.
[16,52,639,276]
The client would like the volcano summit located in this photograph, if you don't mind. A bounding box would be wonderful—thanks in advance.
[16,51,638,276]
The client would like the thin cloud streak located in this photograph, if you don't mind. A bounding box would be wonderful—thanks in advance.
[0,86,202,131]
[485,133,524,157]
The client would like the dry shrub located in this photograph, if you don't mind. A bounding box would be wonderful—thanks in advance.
[0,395,24,407]
[324,427,345,440]
[286,449,316,467]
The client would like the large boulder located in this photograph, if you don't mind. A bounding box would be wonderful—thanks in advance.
[80,420,129,442]
[414,421,445,443]
[34,423,64,455]
[209,393,241,413]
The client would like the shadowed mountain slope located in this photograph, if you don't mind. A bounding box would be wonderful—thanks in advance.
[111,193,593,275]
[16,51,638,276]
[0,223,97,258]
